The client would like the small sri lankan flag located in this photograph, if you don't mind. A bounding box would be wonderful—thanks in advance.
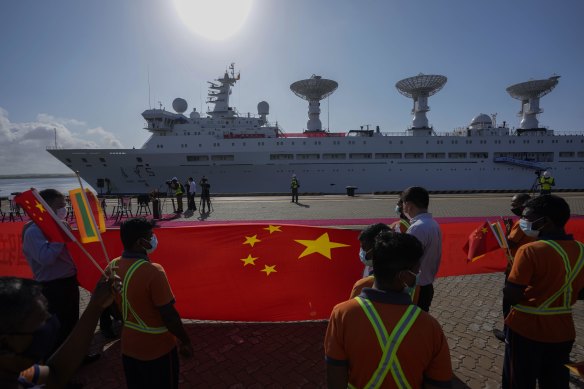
[69,188,106,243]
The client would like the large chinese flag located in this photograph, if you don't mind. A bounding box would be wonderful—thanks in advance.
[14,189,71,243]
[462,221,501,262]
[68,224,362,321]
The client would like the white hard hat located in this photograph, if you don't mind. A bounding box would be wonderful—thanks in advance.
[292,174,296,178]
[172,177,178,181]
[542,171,550,178]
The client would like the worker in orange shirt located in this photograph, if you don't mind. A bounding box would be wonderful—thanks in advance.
[503,195,584,388]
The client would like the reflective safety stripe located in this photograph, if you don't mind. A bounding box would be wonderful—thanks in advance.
[513,240,584,316]
[354,297,421,389]
[115,258,169,334]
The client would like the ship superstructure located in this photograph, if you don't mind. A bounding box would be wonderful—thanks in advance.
[48,66,584,195]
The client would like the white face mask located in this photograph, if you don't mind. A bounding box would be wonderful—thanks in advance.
[359,248,373,267]
[395,205,402,215]
[56,207,67,220]
[519,217,544,238]
[144,234,158,254]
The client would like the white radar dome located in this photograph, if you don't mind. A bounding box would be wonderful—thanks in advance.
[257,101,269,115]
[189,108,200,119]
[469,113,492,130]
[172,98,188,114]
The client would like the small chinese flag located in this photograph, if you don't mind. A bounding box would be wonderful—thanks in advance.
[15,189,72,242]
[69,188,104,243]
[463,221,501,262]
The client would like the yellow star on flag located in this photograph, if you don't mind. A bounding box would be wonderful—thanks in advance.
[241,254,258,266]
[481,227,488,234]
[261,264,277,276]
[243,235,261,247]
[35,201,46,213]
[263,225,282,234]
[295,233,350,260]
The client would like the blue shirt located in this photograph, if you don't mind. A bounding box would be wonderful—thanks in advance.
[407,212,442,286]
[22,223,77,282]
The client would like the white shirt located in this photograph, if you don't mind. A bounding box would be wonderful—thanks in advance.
[406,212,442,286]
[189,181,196,194]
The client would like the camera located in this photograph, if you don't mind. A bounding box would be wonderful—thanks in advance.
[165,180,172,185]
[534,170,542,177]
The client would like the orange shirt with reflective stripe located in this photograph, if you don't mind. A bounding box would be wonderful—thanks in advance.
[113,257,177,360]
[506,239,584,343]
[350,276,420,305]
[325,289,452,388]
[507,221,535,258]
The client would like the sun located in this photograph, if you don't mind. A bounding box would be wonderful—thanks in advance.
[173,0,253,41]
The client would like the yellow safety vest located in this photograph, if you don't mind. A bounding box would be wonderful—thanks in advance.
[399,220,410,231]
[513,240,584,316]
[112,259,169,334]
[350,297,421,389]
[538,177,554,191]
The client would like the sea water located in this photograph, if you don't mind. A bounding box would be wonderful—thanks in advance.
[0,176,94,197]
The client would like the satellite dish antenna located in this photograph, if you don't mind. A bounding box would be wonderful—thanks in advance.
[290,75,338,131]
[257,101,269,121]
[396,74,447,129]
[172,98,188,114]
[506,76,560,130]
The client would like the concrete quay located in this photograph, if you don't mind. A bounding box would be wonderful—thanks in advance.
[76,193,584,388]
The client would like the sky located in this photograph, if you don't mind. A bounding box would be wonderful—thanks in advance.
[1,0,584,174]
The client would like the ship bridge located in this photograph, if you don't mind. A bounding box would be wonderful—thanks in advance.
[142,109,189,132]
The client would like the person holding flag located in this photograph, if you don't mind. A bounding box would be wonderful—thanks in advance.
[19,189,93,359]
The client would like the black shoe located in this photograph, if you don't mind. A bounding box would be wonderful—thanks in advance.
[493,328,505,342]
[82,353,101,365]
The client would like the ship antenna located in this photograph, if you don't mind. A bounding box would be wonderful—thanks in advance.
[54,128,58,149]
[148,66,151,109]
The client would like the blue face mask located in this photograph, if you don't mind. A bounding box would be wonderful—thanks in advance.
[402,270,420,297]
[359,248,373,267]
[519,217,544,238]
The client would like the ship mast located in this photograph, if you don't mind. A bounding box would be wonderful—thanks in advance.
[207,62,240,118]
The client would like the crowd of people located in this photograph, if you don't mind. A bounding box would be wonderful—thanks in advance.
[167,176,211,215]
[1,185,583,388]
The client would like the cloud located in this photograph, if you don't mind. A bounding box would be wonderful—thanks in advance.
[0,107,123,174]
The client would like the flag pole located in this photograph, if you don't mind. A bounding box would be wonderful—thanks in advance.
[74,171,111,264]
[30,189,106,276]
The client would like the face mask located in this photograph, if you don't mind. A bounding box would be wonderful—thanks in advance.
[402,270,420,297]
[56,207,67,220]
[519,217,544,238]
[359,248,373,267]
[144,234,158,254]
[510,207,523,217]
[395,205,402,215]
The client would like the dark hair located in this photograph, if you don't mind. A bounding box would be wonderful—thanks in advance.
[401,186,429,209]
[0,277,45,333]
[358,223,390,244]
[120,218,154,249]
[372,231,423,285]
[512,193,531,205]
[524,194,570,228]
[39,188,64,205]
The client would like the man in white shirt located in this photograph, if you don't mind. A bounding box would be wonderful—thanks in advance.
[401,186,442,312]
[187,177,196,211]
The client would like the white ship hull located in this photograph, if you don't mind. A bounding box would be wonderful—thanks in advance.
[47,132,584,194]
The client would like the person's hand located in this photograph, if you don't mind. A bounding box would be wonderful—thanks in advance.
[178,341,194,359]
[90,275,121,308]
[503,218,513,235]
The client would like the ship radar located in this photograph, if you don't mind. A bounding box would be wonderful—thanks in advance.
[257,101,270,121]
[506,76,560,130]
[290,75,338,132]
[395,74,447,129]
[172,98,188,114]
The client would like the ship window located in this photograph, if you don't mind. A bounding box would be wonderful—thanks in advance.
[426,153,445,159]
[376,153,402,159]
[470,152,488,159]
[136,157,142,162]
[99,158,106,163]
[405,153,423,159]
[270,154,294,160]
[186,155,209,161]
[211,155,234,161]
[323,153,346,159]
[448,152,467,159]
[296,153,320,160]
[82,158,88,163]
[559,152,574,157]
[349,153,372,159]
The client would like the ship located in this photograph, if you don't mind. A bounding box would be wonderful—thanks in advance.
[48,64,584,195]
